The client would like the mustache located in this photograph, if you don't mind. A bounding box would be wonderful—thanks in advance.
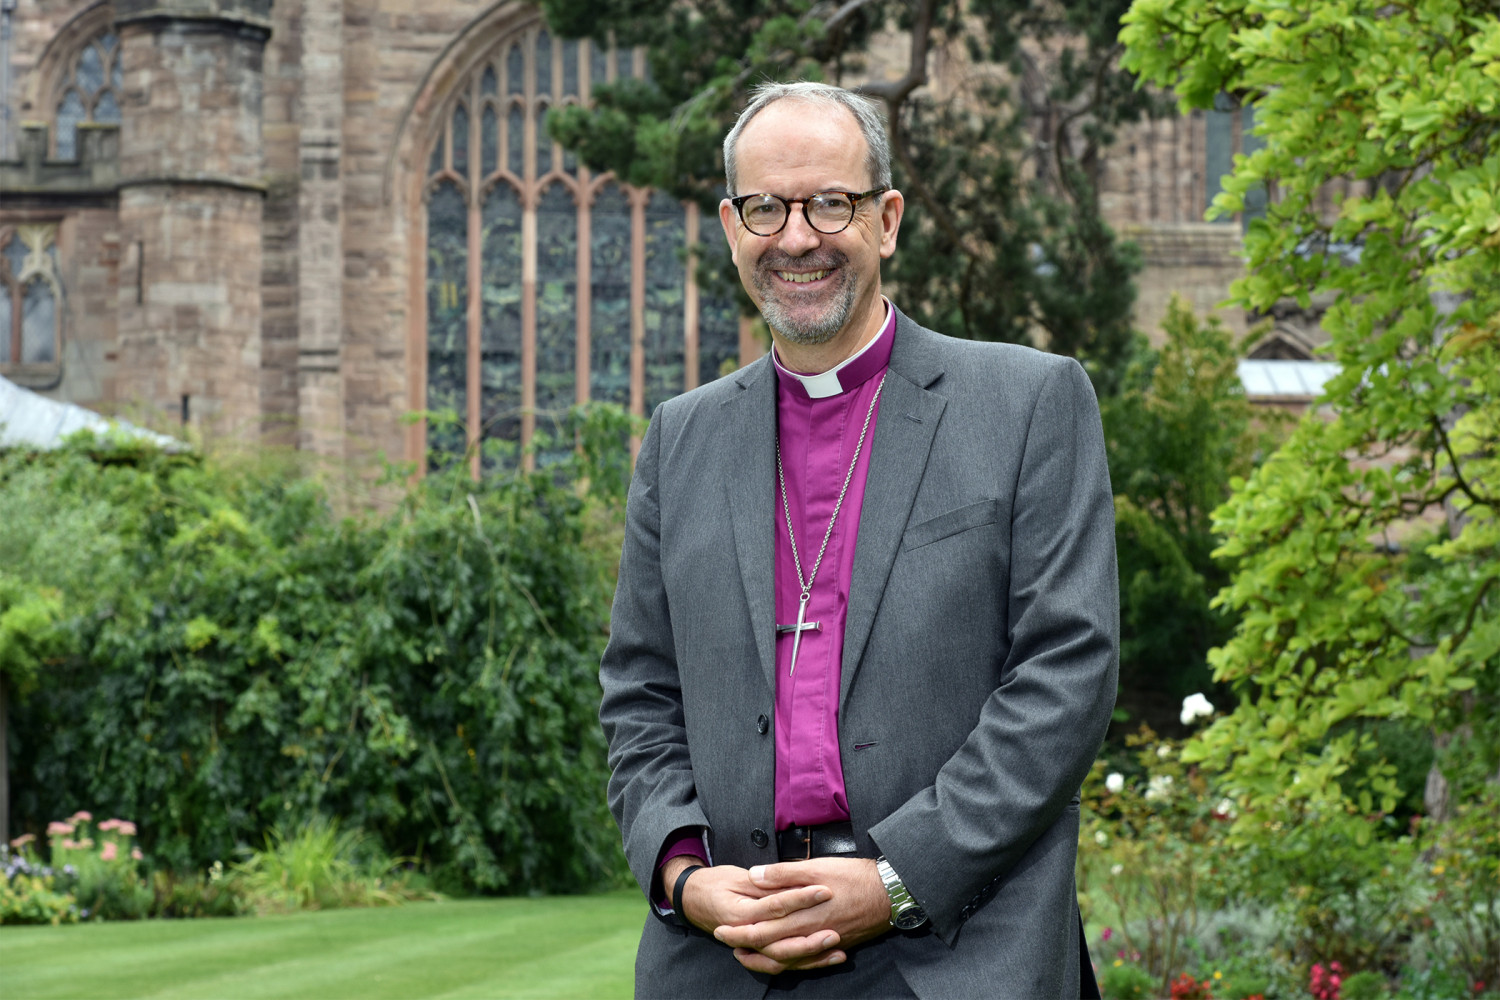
[755,248,848,273]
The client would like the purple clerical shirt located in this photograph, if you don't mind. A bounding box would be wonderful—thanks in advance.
[653,304,895,907]
[770,304,894,829]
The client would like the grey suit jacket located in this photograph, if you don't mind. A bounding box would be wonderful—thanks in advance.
[599,309,1119,998]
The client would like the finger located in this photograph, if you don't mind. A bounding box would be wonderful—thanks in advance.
[754,931,844,964]
[716,920,838,954]
[731,885,830,923]
[748,863,809,888]
[733,947,846,975]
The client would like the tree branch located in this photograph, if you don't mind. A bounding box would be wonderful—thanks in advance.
[1432,414,1500,510]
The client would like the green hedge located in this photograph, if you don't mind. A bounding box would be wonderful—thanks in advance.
[1,411,634,894]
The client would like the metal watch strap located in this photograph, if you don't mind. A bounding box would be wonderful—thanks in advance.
[876,855,928,929]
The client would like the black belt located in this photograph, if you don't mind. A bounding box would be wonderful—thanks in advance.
[777,821,858,860]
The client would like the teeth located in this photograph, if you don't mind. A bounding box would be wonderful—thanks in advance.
[777,270,830,283]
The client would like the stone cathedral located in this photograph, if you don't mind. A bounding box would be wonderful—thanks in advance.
[0,0,1284,468]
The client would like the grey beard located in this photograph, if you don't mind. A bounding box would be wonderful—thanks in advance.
[752,252,855,347]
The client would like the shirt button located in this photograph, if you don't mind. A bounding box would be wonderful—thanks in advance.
[751,828,769,849]
[756,714,769,735]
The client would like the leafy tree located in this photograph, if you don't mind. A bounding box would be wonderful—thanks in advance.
[541,0,1163,386]
[1102,296,1283,733]
[1122,0,1500,831]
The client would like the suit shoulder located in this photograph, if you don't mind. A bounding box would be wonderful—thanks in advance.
[900,320,1083,396]
[648,356,768,436]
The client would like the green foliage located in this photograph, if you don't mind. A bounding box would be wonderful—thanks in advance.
[0,846,78,926]
[2,409,632,895]
[1122,0,1500,844]
[0,576,66,694]
[541,0,1159,385]
[47,813,154,921]
[1102,298,1284,730]
[1342,970,1391,1000]
[1419,786,1500,989]
[229,816,428,913]
[1101,959,1157,999]
[1081,727,1236,995]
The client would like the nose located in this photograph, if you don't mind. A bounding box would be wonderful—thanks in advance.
[775,204,823,257]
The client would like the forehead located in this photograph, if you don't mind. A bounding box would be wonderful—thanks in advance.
[735,100,870,193]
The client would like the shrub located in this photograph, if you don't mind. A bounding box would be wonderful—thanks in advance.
[229,815,430,913]
[1341,970,1390,1000]
[4,405,634,894]
[0,844,77,925]
[1101,960,1157,1000]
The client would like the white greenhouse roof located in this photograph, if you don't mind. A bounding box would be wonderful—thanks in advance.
[1237,360,1340,400]
[0,375,183,452]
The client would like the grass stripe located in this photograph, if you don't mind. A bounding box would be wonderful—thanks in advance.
[0,893,643,1000]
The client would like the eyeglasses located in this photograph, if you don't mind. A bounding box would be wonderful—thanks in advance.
[729,187,889,236]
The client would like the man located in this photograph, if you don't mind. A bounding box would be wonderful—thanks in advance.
[599,81,1117,998]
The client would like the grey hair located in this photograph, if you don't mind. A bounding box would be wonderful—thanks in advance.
[722,82,891,197]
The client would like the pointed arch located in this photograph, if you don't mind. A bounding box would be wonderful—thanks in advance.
[395,6,745,471]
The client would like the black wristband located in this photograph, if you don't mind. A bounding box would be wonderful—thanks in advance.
[670,864,703,928]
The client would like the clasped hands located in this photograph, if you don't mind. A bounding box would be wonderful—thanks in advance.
[663,856,891,974]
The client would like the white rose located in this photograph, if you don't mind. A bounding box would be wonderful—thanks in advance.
[1094,830,1109,846]
[1105,772,1125,794]
[1215,798,1236,818]
[1145,774,1174,801]
[1110,863,1124,876]
[1180,693,1215,726]
[1157,745,1172,759]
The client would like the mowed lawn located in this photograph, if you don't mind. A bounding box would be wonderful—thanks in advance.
[0,891,643,1000]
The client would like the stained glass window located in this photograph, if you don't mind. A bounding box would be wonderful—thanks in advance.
[1,227,63,373]
[480,184,523,468]
[590,185,631,408]
[562,40,579,98]
[426,183,469,468]
[21,280,58,364]
[53,29,123,159]
[481,106,498,177]
[507,105,524,176]
[644,193,685,413]
[452,104,470,179]
[420,23,746,471]
[698,232,741,386]
[0,287,10,363]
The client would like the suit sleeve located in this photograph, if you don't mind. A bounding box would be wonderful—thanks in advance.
[598,406,712,911]
[868,356,1119,944]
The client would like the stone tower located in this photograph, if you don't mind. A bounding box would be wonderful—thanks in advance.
[113,0,270,438]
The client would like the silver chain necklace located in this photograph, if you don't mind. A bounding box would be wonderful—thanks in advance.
[775,371,887,675]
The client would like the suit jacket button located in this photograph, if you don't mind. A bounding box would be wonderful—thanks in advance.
[756,714,769,735]
[751,828,769,848]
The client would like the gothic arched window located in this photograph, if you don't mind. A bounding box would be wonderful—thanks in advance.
[53,29,123,160]
[420,25,742,470]
[0,226,64,380]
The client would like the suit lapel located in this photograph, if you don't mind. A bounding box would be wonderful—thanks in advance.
[725,358,779,695]
[841,315,947,707]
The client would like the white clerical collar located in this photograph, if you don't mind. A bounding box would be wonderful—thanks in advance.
[771,300,895,400]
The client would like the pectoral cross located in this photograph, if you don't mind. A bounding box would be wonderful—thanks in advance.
[776,590,822,675]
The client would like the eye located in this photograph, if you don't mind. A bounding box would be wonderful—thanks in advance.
[812,193,853,214]
[744,196,782,220]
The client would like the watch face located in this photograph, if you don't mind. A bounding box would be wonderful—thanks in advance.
[893,906,928,930]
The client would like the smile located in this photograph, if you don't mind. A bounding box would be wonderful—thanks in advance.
[776,269,831,284]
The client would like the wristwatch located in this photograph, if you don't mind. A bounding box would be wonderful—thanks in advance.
[876,856,929,930]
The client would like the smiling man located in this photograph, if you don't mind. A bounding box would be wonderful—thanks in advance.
[599,82,1118,999]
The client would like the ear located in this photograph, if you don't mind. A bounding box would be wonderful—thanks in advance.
[719,198,741,266]
[877,189,904,259]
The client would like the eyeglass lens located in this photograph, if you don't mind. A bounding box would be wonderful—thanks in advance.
[741,192,857,235]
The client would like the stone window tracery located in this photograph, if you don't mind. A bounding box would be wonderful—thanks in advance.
[420,23,741,471]
[53,29,123,160]
[0,226,64,379]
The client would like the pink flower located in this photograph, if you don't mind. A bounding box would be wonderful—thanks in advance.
[1102,927,1113,941]
[8,833,36,848]
[131,848,143,861]
[117,821,137,837]
[47,821,75,836]
[100,841,119,862]
[98,819,120,832]
[68,810,93,823]
[61,838,80,849]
